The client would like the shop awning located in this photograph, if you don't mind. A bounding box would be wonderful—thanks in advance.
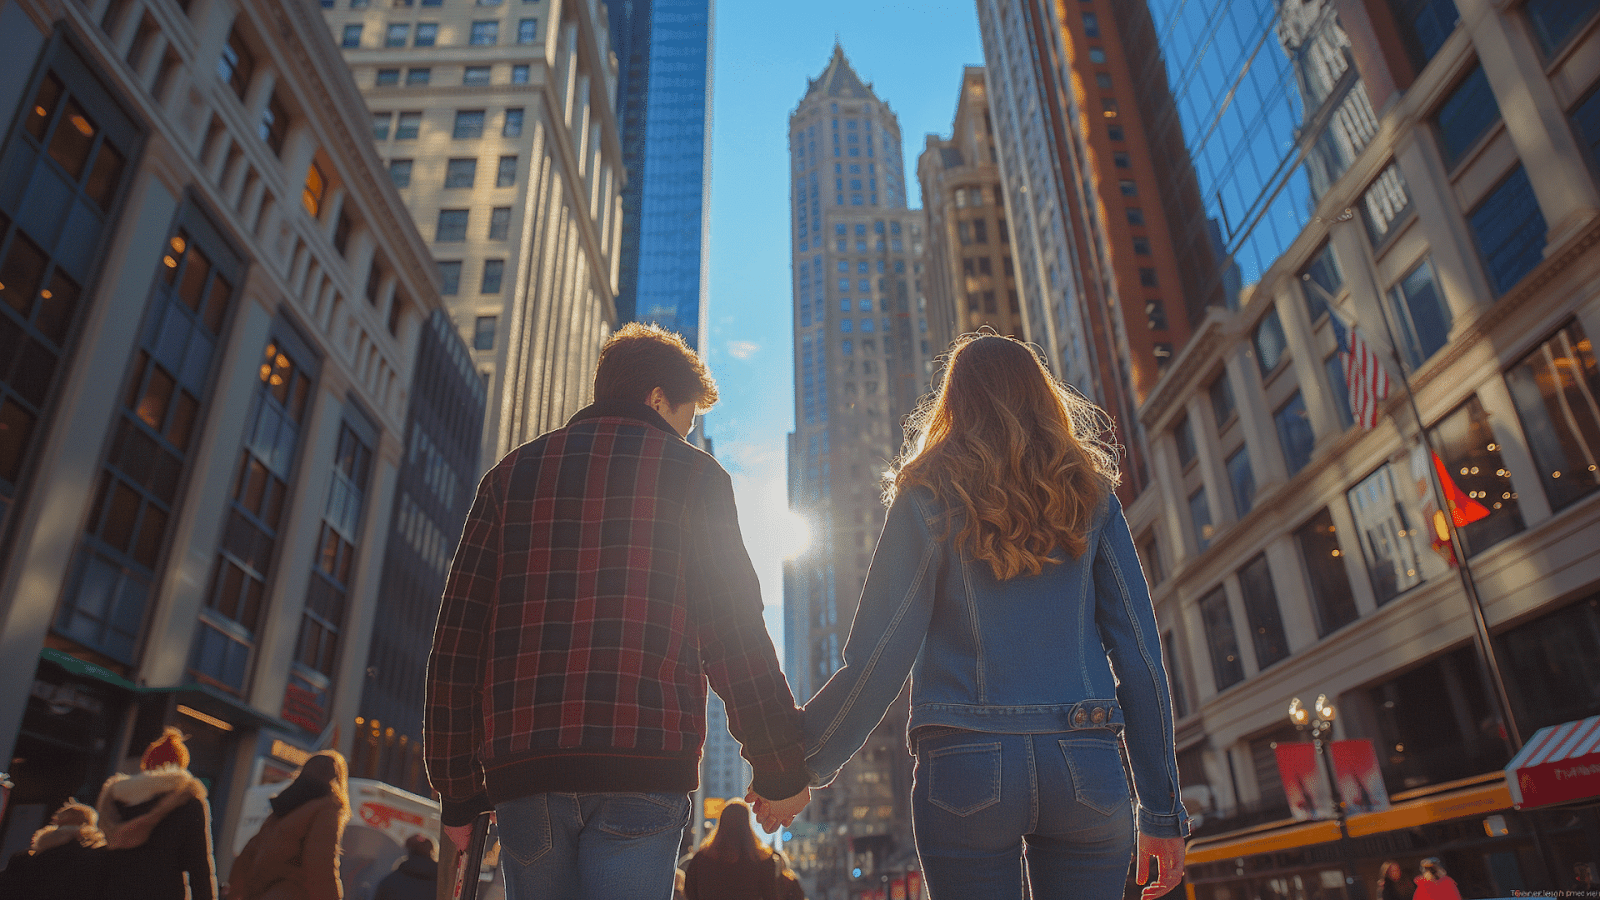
[1506,715,1600,809]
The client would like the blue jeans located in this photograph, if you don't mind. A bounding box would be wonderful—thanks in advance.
[495,792,691,900]
[911,729,1136,900]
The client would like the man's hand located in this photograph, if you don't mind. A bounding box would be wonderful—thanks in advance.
[745,786,809,833]
[1134,832,1185,900]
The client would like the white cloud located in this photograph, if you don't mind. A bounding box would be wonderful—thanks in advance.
[727,340,760,359]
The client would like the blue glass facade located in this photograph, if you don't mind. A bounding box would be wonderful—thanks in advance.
[1128,0,1378,325]
[609,0,712,350]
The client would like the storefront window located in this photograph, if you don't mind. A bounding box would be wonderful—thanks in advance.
[1347,464,1426,604]
[1427,395,1524,556]
[1505,322,1600,512]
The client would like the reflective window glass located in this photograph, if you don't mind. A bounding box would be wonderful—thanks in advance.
[1504,321,1600,511]
[1468,166,1545,296]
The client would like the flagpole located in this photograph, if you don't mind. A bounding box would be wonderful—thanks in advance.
[1365,292,1523,755]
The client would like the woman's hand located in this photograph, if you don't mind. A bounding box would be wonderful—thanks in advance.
[1135,832,1185,900]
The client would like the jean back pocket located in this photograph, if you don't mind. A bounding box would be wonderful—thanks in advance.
[1059,737,1130,817]
[925,740,1003,816]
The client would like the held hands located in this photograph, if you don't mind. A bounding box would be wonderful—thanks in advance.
[1135,832,1186,900]
[745,786,811,833]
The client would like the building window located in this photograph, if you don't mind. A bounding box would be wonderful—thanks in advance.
[1254,306,1288,376]
[1434,66,1500,168]
[518,18,538,43]
[191,331,311,691]
[1113,150,1130,168]
[415,22,438,46]
[1574,83,1600,177]
[1326,354,1355,429]
[1125,207,1144,226]
[453,110,485,139]
[1298,242,1342,321]
[1348,463,1426,604]
[388,158,412,187]
[1227,447,1256,517]
[1146,299,1167,331]
[1119,179,1137,197]
[1083,12,1100,37]
[1132,236,1151,255]
[293,422,374,684]
[496,155,517,187]
[1360,162,1412,246]
[1210,373,1235,427]
[1390,0,1459,69]
[1137,530,1164,588]
[220,30,255,99]
[435,209,468,242]
[480,259,504,293]
[488,206,511,240]
[302,162,326,217]
[58,220,232,664]
[437,260,461,295]
[511,64,530,84]
[260,94,289,155]
[1108,124,1124,141]
[470,20,498,44]
[1238,554,1289,669]
[1189,487,1213,552]
[372,113,391,142]
[406,67,431,86]
[464,66,491,86]
[1504,321,1600,512]
[332,211,352,256]
[1200,586,1243,690]
[340,22,363,48]
[1275,392,1315,477]
[1468,166,1546,296]
[1295,509,1358,637]
[503,108,523,137]
[395,111,421,140]
[1162,631,1189,718]
[1499,599,1600,736]
[474,315,497,350]
[1526,0,1600,58]
[1175,415,1196,468]
[385,23,409,47]
[1428,394,1525,556]
[1387,259,1451,370]
[1154,343,1174,369]
[444,158,476,188]
[376,68,400,86]
[1139,267,1157,287]
[1096,72,1114,90]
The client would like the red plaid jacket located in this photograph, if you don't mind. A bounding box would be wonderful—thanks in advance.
[425,401,807,825]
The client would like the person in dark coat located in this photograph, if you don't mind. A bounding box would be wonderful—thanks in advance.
[1377,860,1409,900]
[96,726,217,900]
[369,833,437,900]
[0,799,108,898]
[683,801,786,900]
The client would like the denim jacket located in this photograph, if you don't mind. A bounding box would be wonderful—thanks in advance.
[803,487,1190,838]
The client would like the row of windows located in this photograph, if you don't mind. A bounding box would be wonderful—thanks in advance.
[339,18,537,49]
[431,206,513,241]
[381,155,520,190]
[372,108,524,142]
[374,64,532,87]
[435,258,506,295]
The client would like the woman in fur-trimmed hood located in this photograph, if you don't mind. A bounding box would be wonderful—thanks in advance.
[96,726,218,900]
[227,750,351,900]
[0,799,109,898]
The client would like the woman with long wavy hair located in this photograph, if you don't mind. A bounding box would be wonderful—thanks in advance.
[682,800,801,900]
[788,333,1188,900]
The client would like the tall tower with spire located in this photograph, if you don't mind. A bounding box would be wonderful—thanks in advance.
[782,44,929,894]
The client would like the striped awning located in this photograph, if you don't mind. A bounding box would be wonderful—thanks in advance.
[1506,715,1600,808]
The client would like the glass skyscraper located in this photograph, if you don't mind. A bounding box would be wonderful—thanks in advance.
[609,0,714,351]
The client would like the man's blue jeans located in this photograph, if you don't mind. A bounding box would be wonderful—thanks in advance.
[911,729,1137,900]
[495,792,691,900]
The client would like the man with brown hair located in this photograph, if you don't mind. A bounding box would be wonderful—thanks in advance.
[426,323,809,900]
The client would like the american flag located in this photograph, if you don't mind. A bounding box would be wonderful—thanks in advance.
[1329,312,1392,429]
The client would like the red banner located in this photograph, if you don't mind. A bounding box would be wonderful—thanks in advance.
[1275,741,1334,820]
[907,872,922,900]
[1331,740,1390,813]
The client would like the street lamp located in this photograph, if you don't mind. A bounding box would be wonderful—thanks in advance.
[1289,694,1366,900]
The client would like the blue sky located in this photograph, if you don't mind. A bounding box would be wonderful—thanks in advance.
[696,4,986,651]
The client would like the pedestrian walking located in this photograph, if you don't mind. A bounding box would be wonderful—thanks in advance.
[787,333,1189,900]
[0,799,108,898]
[226,750,351,900]
[1377,860,1409,900]
[425,323,810,900]
[96,726,217,900]
[369,833,436,900]
[1413,858,1463,900]
[682,801,798,900]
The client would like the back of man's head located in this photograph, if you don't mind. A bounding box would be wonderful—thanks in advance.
[594,323,718,410]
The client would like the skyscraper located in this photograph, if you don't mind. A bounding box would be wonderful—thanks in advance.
[783,45,931,897]
[607,0,715,351]
[918,68,1025,354]
[325,0,625,470]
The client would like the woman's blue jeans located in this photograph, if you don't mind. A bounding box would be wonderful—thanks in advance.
[495,792,691,900]
[911,729,1136,900]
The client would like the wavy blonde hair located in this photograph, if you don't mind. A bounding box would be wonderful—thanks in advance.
[890,333,1119,579]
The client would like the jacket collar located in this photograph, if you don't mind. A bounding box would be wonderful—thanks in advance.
[567,399,682,439]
